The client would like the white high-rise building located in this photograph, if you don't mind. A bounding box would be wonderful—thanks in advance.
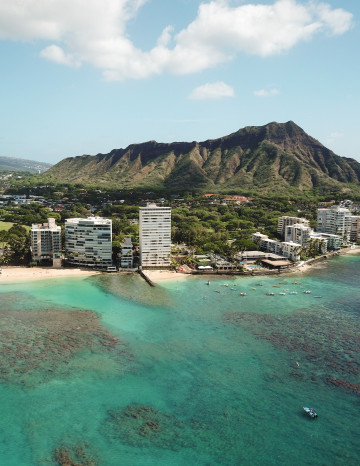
[65,217,112,267]
[317,205,351,242]
[139,203,171,267]
[30,218,61,266]
[277,216,309,238]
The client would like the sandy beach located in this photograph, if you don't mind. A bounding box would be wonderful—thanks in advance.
[143,269,184,282]
[0,266,101,283]
[1,247,359,284]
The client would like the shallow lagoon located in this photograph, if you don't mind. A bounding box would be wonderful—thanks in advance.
[0,256,359,465]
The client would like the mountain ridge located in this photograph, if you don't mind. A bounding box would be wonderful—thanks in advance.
[42,121,360,192]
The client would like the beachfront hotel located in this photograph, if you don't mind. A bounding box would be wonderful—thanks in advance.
[30,218,62,267]
[139,203,171,268]
[65,216,112,267]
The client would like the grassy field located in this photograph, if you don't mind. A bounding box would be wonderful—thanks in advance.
[0,221,14,231]
[0,221,30,232]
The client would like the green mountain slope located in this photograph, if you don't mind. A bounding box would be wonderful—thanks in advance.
[42,121,360,192]
[0,156,52,173]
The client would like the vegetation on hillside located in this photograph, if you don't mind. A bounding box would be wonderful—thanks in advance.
[39,122,360,193]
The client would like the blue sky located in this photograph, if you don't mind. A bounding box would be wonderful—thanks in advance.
[0,0,359,164]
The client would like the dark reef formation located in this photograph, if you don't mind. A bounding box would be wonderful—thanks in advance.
[0,298,133,386]
[103,403,202,450]
[223,308,360,395]
[53,443,97,465]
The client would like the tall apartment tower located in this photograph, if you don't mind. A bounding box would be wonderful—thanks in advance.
[65,217,112,267]
[30,218,61,267]
[317,205,351,242]
[139,203,171,268]
[277,216,309,238]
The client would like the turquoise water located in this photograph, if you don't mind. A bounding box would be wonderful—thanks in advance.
[0,256,359,465]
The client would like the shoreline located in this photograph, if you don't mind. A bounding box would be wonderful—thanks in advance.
[0,266,101,283]
[1,247,359,284]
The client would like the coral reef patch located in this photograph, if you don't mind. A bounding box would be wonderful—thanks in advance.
[0,305,133,386]
[103,404,198,450]
[223,308,360,395]
[53,443,97,465]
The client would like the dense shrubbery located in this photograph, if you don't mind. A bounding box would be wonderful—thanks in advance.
[1,179,357,264]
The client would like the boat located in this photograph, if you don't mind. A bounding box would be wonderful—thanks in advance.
[279,292,286,295]
[290,291,298,295]
[303,290,312,294]
[207,281,210,285]
[266,292,275,296]
[240,292,247,296]
[314,296,322,298]
[302,407,318,419]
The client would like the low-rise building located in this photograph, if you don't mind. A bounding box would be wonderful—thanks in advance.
[252,233,300,260]
[281,241,302,261]
[314,233,342,251]
[120,236,133,268]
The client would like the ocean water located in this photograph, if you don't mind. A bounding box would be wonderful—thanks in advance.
[0,256,359,465]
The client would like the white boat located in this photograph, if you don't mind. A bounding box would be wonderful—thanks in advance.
[302,407,318,419]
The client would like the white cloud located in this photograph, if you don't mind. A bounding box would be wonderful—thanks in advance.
[0,0,354,81]
[253,88,279,97]
[189,82,235,100]
[40,45,81,68]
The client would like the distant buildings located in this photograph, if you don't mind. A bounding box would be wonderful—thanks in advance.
[139,203,171,267]
[65,217,112,267]
[30,218,61,267]
[254,207,354,259]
